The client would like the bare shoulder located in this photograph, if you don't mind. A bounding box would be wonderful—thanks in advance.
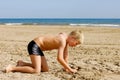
[58,32,67,45]
[58,32,67,39]
[59,32,67,37]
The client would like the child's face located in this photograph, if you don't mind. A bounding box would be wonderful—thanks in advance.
[68,37,80,47]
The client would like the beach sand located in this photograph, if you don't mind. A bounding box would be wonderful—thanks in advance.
[0,25,120,80]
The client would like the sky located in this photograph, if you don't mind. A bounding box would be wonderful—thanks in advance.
[0,0,120,18]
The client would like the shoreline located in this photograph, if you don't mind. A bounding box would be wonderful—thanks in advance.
[0,23,120,28]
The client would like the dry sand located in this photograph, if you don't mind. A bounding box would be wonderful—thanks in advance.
[0,25,120,80]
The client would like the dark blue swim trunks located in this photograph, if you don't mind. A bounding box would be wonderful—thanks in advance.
[27,40,44,56]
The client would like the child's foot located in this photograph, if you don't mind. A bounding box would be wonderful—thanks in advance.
[5,65,13,73]
[16,60,24,66]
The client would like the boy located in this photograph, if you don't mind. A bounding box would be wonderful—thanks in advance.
[5,30,84,73]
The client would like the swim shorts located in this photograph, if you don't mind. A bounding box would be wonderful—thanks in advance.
[27,40,44,56]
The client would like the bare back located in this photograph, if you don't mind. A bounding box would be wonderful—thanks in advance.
[34,33,67,51]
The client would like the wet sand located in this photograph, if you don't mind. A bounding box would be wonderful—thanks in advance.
[0,25,120,80]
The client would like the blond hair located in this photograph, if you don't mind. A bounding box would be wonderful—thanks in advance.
[69,30,84,44]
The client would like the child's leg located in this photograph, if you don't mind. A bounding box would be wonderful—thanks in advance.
[17,60,33,67]
[41,56,49,72]
[16,56,49,72]
[6,55,41,73]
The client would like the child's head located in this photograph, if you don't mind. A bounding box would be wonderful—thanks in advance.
[68,30,84,47]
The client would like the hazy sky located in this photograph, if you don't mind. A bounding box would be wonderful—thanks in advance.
[0,0,120,18]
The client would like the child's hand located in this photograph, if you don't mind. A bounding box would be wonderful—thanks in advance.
[70,69,77,73]
[64,68,77,73]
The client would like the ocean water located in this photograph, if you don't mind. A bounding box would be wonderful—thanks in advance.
[0,18,120,27]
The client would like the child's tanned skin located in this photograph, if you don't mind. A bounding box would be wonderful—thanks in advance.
[5,30,83,74]
[34,33,77,73]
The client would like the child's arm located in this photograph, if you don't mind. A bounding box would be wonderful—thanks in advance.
[63,44,69,63]
[57,44,77,73]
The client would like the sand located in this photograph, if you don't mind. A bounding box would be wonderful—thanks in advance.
[0,25,120,80]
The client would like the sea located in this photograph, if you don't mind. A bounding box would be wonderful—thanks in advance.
[0,18,120,27]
